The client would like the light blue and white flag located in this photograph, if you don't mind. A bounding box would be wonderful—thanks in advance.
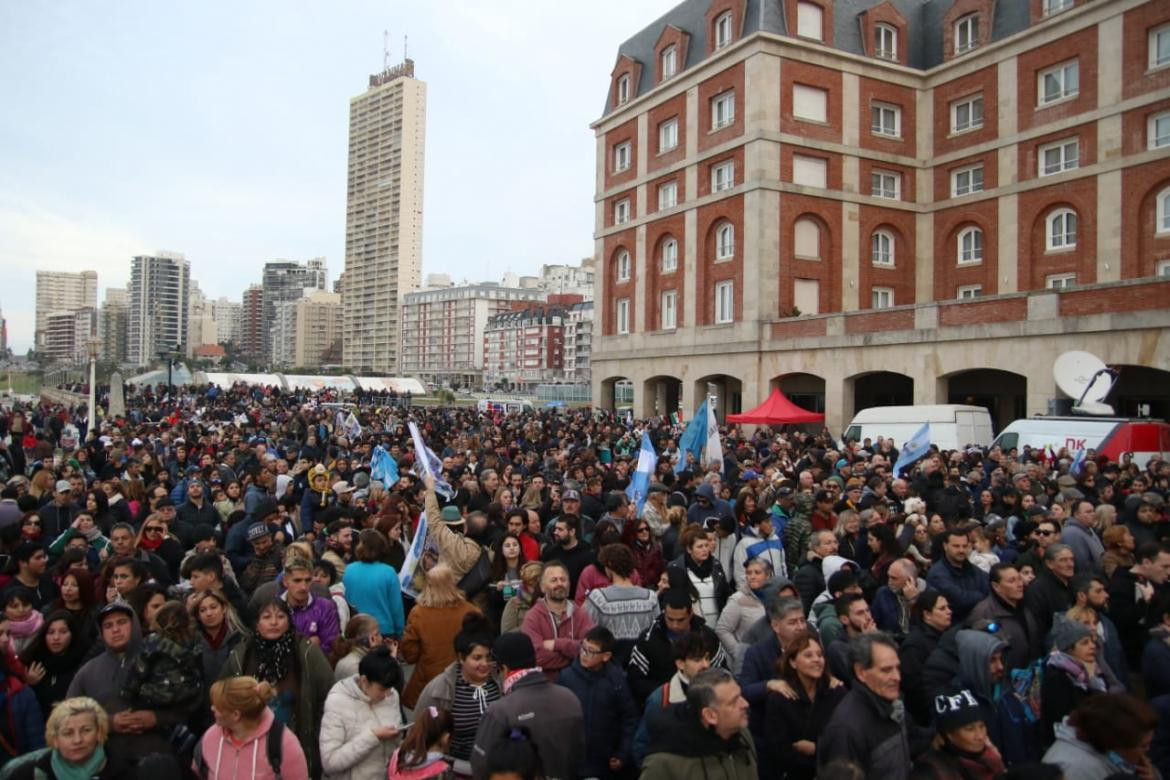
[704,399,723,473]
[626,431,658,518]
[1070,448,1087,476]
[343,411,362,440]
[893,422,932,476]
[370,444,400,489]
[399,510,428,598]
[408,421,455,499]
[675,400,709,474]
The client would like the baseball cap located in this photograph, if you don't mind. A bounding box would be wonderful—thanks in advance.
[932,689,986,733]
[562,489,581,502]
[245,523,270,543]
[54,480,72,494]
[98,602,135,624]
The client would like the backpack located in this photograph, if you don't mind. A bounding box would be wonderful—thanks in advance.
[457,547,493,598]
[1008,658,1045,723]
[193,720,285,780]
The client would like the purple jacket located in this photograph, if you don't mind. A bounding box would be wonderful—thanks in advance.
[283,593,340,655]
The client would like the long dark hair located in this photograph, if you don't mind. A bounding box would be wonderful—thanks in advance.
[398,705,452,769]
[20,610,86,668]
[488,533,528,582]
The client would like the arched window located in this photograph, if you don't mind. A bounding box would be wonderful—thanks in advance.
[716,223,735,260]
[616,250,631,281]
[1046,208,1077,251]
[957,226,984,264]
[794,218,820,259]
[875,23,897,60]
[661,237,678,272]
[871,230,895,266]
[714,11,733,49]
[1158,187,1170,234]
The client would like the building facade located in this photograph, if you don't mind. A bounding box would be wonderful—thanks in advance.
[262,258,327,362]
[43,308,97,364]
[35,271,97,350]
[98,288,128,364]
[401,281,546,388]
[341,59,426,374]
[590,0,1170,430]
[293,291,343,369]
[483,302,570,388]
[563,300,595,383]
[128,253,190,366]
[240,285,264,361]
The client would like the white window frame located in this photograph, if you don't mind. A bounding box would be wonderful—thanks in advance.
[871,102,901,137]
[715,281,734,324]
[616,298,630,333]
[875,24,897,60]
[661,290,677,330]
[658,181,678,211]
[614,199,631,225]
[1151,24,1170,70]
[1046,273,1076,290]
[1157,187,1170,235]
[793,84,828,123]
[716,223,735,260]
[957,284,983,299]
[658,118,678,153]
[616,250,631,282]
[1157,259,1170,277]
[955,14,978,55]
[871,287,894,309]
[1038,60,1079,105]
[1038,138,1079,177]
[796,2,824,41]
[712,160,735,193]
[957,226,984,265]
[712,91,735,129]
[871,230,895,267]
[715,11,733,49]
[1043,0,1073,16]
[871,170,900,200]
[1150,111,1170,150]
[952,163,985,197]
[951,95,984,134]
[614,141,631,172]
[617,74,630,105]
[1046,208,1077,251]
[661,46,677,80]
[661,237,678,272]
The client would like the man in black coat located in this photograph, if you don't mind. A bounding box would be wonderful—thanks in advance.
[966,562,1042,671]
[627,588,727,702]
[1023,542,1075,640]
[793,530,837,612]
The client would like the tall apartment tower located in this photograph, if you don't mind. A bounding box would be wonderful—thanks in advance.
[240,285,264,361]
[127,253,190,366]
[99,288,129,364]
[341,58,426,374]
[262,258,327,362]
[35,271,97,349]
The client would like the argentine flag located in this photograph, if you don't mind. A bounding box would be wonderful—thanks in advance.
[626,431,658,518]
[1070,448,1087,476]
[399,510,427,598]
[704,399,723,473]
[370,444,400,489]
[893,422,932,476]
[408,421,455,499]
[675,399,709,474]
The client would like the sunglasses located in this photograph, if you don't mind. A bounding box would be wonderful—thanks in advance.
[23,520,40,526]
[145,526,164,534]
[1035,530,1056,536]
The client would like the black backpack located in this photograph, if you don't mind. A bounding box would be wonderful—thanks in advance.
[193,719,284,779]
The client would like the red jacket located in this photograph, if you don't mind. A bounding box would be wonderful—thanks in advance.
[521,598,594,678]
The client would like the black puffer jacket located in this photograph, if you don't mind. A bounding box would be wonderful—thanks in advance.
[818,684,911,780]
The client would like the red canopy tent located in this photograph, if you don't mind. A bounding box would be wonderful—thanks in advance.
[726,388,824,425]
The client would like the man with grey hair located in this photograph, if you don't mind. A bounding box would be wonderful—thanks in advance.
[818,632,910,778]
[1024,542,1076,639]
[737,595,809,761]
[872,558,920,639]
[794,529,838,611]
[641,667,755,779]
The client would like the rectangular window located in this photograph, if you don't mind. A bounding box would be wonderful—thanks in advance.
[1044,0,1073,15]
[875,25,897,60]
[1038,138,1079,176]
[712,160,735,193]
[658,118,678,153]
[871,170,900,199]
[952,164,985,197]
[712,91,735,129]
[715,12,733,49]
[614,142,631,172]
[658,181,678,211]
[793,155,828,188]
[1152,24,1170,69]
[951,95,984,133]
[1046,274,1076,290]
[955,14,978,54]
[871,287,894,309]
[793,84,828,123]
[614,199,630,225]
[617,75,630,105]
[1039,60,1079,105]
[796,2,824,41]
[661,238,678,271]
[1158,260,1170,278]
[616,299,630,333]
[661,291,677,329]
[1150,111,1170,149]
[957,285,983,299]
[794,278,820,316]
[661,46,677,80]
[617,252,631,281]
[715,281,734,324]
[871,102,900,137]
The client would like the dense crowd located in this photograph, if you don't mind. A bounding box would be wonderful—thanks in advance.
[0,380,1167,780]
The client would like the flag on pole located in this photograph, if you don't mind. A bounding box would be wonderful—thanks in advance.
[398,510,428,598]
[343,411,362,440]
[626,431,658,518]
[1070,448,1087,476]
[704,399,723,473]
[408,421,454,499]
[893,422,932,476]
[675,400,709,473]
[370,444,400,489]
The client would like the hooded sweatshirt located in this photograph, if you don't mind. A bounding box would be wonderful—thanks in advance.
[807,555,856,625]
[195,706,309,780]
[955,629,1041,766]
[1042,718,1130,780]
[319,675,403,780]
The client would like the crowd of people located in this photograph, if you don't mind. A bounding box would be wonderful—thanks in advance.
[0,379,1167,780]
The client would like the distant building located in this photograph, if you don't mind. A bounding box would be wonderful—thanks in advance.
[262,258,327,362]
[44,308,97,364]
[483,297,594,388]
[98,288,129,364]
[35,271,97,350]
[539,260,596,298]
[240,285,264,361]
[293,291,343,369]
[128,253,190,366]
[562,300,594,383]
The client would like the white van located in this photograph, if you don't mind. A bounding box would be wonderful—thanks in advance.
[842,405,994,451]
[476,398,535,415]
[992,417,1170,467]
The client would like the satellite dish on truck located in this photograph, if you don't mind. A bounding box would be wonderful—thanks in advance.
[1053,351,1117,416]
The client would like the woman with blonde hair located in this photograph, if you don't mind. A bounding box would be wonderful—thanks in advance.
[195,676,309,779]
[6,696,126,780]
[1101,523,1134,579]
[28,469,56,504]
[399,564,479,708]
[500,561,544,633]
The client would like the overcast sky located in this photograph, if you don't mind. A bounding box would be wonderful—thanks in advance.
[0,1,676,352]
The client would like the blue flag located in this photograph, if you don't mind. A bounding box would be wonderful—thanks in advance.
[399,510,427,598]
[626,431,658,518]
[408,421,455,500]
[370,444,400,489]
[893,422,932,476]
[1070,448,1087,476]
[675,400,709,474]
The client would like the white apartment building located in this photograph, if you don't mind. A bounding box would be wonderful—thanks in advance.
[128,252,190,365]
[35,271,97,350]
[293,291,343,369]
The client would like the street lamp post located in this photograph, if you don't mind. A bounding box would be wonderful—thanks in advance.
[86,339,100,435]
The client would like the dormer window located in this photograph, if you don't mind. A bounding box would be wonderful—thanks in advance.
[796,2,824,41]
[714,12,733,49]
[661,45,677,80]
[616,74,630,105]
[875,24,897,60]
[955,14,978,55]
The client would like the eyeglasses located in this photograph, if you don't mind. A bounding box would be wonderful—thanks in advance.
[144,526,164,534]
[580,645,604,656]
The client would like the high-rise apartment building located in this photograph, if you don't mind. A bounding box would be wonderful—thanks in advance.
[293,291,343,369]
[262,258,327,361]
[128,253,190,366]
[342,59,426,374]
[44,308,97,364]
[99,288,129,364]
[35,271,97,350]
[209,298,242,346]
[240,285,264,361]
[591,0,1170,427]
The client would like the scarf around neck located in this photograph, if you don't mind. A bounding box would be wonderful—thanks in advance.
[255,631,296,684]
[9,610,43,639]
[51,744,106,780]
[686,553,714,579]
[1047,650,1107,693]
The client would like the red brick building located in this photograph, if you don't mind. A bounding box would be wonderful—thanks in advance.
[590,0,1170,432]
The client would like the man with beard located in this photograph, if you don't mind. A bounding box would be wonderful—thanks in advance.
[320,519,353,577]
[522,562,595,678]
[540,514,595,595]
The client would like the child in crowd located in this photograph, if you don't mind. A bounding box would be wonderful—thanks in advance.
[387,705,453,780]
